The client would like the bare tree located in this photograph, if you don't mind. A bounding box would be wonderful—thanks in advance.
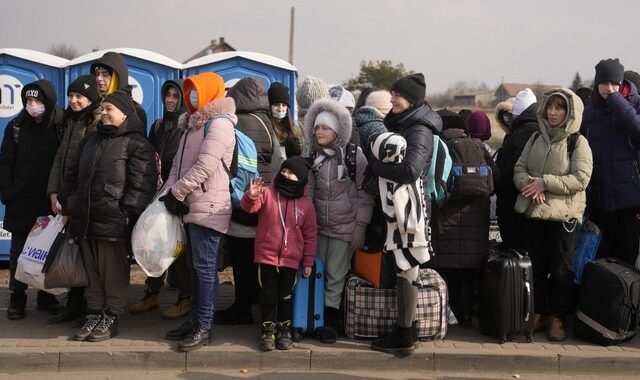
[47,43,80,59]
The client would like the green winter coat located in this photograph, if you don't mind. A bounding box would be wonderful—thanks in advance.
[513,88,593,222]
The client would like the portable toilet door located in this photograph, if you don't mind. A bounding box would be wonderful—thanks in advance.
[0,49,68,261]
[66,48,182,132]
[182,51,298,118]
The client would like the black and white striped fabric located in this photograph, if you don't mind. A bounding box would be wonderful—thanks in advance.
[370,132,431,271]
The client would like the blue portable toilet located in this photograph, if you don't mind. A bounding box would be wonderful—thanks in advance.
[66,48,182,131]
[0,49,68,261]
[182,51,298,118]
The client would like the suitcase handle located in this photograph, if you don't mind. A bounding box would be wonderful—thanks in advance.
[523,281,531,322]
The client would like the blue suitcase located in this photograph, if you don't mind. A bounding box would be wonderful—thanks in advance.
[292,257,325,339]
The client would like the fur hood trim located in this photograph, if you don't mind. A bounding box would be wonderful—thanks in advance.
[178,97,237,130]
[303,98,352,148]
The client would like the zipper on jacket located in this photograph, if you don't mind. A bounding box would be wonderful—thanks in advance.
[83,137,104,238]
[325,159,331,231]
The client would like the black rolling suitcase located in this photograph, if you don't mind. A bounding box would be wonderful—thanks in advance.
[479,248,534,343]
[574,258,640,346]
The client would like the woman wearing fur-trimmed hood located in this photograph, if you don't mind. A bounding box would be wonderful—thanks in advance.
[303,98,374,344]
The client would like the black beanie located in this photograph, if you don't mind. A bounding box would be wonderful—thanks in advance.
[22,83,47,104]
[67,75,99,103]
[103,88,135,116]
[390,73,426,106]
[437,109,467,132]
[595,58,624,86]
[624,70,640,91]
[281,155,311,182]
[268,82,290,106]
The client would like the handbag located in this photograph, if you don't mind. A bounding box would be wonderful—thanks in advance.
[43,227,88,289]
[352,249,397,289]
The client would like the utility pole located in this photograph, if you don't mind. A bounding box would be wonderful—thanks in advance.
[289,6,295,64]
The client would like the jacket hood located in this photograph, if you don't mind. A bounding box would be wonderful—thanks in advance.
[21,80,61,126]
[226,77,269,113]
[303,98,352,148]
[182,72,225,114]
[161,79,185,115]
[177,96,237,131]
[510,102,538,131]
[90,52,129,94]
[494,98,514,130]
[353,106,383,126]
[536,87,583,141]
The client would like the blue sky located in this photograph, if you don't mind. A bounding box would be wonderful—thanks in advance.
[1,0,638,92]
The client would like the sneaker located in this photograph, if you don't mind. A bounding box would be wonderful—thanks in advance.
[7,291,27,320]
[88,312,118,342]
[129,290,159,315]
[74,312,102,341]
[260,321,276,351]
[533,313,546,333]
[548,316,566,341]
[166,320,196,341]
[276,320,293,350]
[162,297,192,320]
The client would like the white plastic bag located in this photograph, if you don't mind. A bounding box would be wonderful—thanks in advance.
[131,188,187,277]
[15,215,69,295]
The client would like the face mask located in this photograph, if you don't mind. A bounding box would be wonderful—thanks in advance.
[271,106,286,120]
[189,90,199,109]
[26,103,46,118]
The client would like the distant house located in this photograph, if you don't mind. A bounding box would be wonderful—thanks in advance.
[495,83,562,102]
[452,90,496,108]
[184,37,236,63]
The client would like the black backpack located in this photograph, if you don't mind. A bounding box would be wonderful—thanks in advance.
[444,134,493,200]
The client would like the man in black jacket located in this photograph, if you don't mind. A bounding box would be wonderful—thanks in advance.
[130,79,192,319]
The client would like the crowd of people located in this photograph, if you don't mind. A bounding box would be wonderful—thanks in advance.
[1,52,639,356]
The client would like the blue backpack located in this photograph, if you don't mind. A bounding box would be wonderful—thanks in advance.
[426,134,452,206]
[204,118,258,207]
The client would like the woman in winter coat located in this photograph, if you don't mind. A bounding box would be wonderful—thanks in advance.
[161,72,236,352]
[47,75,100,324]
[305,98,374,344]
[430,110,496,328]
[267,82,303,158]
[215,76,279,326]
[366,73,442,356]
[61,88,156,342]
[0,79,63,320]
[495,91,538,250]
[514,88,592,341]
[581,59,640,265]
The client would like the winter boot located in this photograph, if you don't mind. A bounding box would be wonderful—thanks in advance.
[548,316,566,341]
[129,289,159,315]
[179,322,212,352]
[36,291,63,313]
[88,311,118,342]
[318,307,339,344]
[49,295,85,324]
[260,321,276,351]
[7,291,26,320]
[74,312,102,341]
[165,320,196,341]
[371,325,416,356]
[533,313,546,333]
[162,295,192,320]
[276,320,293,350]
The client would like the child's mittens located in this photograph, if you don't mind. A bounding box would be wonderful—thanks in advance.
[350,224,367,251]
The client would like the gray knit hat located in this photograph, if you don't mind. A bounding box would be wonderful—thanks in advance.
[296,75,330,116]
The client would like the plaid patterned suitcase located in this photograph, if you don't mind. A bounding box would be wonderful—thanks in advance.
[344,268,448,341]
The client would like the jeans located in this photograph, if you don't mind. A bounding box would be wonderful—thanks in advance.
[187,224,221,330]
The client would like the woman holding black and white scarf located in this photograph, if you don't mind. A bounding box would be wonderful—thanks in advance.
[366,73,442,356]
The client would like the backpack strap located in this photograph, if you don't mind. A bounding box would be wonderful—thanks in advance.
[249,113,273,151]
[345,142,357,182]
[567,132,580,157]
[206,119,237,179]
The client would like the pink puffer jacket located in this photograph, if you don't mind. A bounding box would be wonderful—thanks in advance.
[165,97,237,233]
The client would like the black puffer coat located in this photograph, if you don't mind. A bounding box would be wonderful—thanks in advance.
[148,79,185,182]
[48,103,99,196]
[62,113,156,242]
[495,103,539,218]
[0,80,63,233]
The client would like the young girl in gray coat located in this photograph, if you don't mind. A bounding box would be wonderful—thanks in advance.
[304,98,374,343]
